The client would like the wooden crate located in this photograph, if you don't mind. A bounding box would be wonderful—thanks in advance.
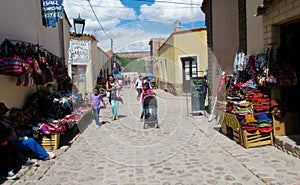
[233,129,241,144]
[224,113,240,131]
[221,120,227,135]
[240,129,273,148]
[38,133,60,150]
[221,113,242,143]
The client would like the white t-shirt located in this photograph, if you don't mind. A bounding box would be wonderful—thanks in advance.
[135,79,143,89]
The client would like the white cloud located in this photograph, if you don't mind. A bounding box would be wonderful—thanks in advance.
[63,0,205,52]
[96,22,171,52]
[64,0,136,31]
[139,0,204,23]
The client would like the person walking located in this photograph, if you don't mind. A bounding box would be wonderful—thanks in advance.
[135,75,143,100]
[143,76,152,89]
[106,75,122,121]
[140,83,155,122]
[89,87,106,128]
[203,75,208,106]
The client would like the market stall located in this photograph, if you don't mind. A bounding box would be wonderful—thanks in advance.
[217,79,281,148]
[0,39,92,150]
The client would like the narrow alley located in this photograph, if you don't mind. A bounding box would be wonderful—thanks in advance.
[6,87,300,185]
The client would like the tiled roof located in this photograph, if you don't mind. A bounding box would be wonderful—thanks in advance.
[69,32,98,41]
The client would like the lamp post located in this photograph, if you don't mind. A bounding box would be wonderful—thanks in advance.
[73,14,85,37]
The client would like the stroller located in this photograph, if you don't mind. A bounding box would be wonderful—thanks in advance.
[143,95,159,129]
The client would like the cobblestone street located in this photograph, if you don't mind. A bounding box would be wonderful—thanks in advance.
[4,87,300,185]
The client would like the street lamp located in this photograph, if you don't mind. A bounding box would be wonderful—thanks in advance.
[73,14,85,37]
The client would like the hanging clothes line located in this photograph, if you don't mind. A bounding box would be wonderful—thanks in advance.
[5,38,62,60]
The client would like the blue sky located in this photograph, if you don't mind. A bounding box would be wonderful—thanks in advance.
[63,0,205,52]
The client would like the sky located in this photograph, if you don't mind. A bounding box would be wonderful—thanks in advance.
[63,0,205,52]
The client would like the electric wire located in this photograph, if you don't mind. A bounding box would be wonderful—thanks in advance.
[134,0,201,6]
[64,3,135,20]
[65,4,199,9]
[86,0,110,40]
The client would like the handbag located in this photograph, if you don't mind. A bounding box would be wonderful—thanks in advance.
[16,72,35,87]
[3,55,23,76]
[106,91,110,98]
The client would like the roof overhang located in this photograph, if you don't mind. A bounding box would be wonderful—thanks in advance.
[255,0,273,17]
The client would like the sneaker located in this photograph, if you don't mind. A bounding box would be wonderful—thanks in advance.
[140,118,143,122]
[96,125,100,128]
[22,160,38,167]
[44,152,56,160]
[115,117,119,120]
[112,117,116,121]
[48,152,56,159]
[5,171,19,180]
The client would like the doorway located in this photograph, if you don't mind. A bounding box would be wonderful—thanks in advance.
[181,56,197,93]
[280,20,300,134]
[72,65,87,94]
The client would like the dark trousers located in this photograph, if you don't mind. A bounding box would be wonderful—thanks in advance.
[0,145,26,177]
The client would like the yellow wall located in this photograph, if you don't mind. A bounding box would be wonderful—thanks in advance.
[158,29,208,84]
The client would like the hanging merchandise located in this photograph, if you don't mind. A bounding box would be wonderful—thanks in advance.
[0,39,67,85]
[233,50,251,84]
[54,59,66,79]
[0,40,21,76]
[3,55,23,76]
[266,74,277,84]
[16,71,35,87]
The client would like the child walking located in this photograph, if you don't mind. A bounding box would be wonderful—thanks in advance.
[89,87,106,128]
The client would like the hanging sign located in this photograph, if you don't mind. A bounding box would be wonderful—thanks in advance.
[68,40,91,64]
[41,0,64,27]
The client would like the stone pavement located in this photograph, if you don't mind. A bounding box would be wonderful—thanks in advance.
[3,87,300,185]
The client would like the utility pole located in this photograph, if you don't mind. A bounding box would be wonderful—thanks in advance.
[111,38,113,74]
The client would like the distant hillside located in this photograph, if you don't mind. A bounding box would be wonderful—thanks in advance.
[117,51,150,74]
[119,57,146,74]
[117,51,150,61]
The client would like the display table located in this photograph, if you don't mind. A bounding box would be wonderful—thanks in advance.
[36,108,92,150]
[74,109,93,133]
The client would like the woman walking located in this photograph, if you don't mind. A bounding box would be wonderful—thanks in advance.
[140,82,155,122]
[106,75,122,121]
[89,87,106,128]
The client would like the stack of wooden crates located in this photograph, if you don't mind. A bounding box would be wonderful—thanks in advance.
[222,112,273,148]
